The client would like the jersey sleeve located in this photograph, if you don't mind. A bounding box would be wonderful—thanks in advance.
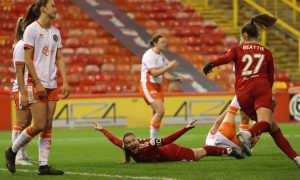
[13,43,25,64]
[23,25,37,49]
[100,129,124,149]
[211,46,237,67]
[57,29,63,49]
[143,53,157,69]
[160,127,190,146]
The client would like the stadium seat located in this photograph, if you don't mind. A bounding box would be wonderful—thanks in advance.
[68,65,84,74]
[101,63,116,73]
[0,85,11,95]
[91,83,107,94]
[80,75,96,86]
[85,64,100,75]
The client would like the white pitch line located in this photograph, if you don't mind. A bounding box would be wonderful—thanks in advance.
[0,168,176,180]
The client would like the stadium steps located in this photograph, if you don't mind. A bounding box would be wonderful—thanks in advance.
[181,0,240,37]
[182,0,300,83]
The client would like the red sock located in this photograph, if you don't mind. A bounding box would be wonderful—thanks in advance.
[203,146,228,156]
[270,128,298,160]
[248,121,271,137]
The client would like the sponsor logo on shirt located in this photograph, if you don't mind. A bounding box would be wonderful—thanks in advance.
[42,46,54,56]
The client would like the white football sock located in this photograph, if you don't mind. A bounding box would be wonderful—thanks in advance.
[12,128,33,153]
[12,129,23,160]
[150,127,159,139]
[39,137,51,166]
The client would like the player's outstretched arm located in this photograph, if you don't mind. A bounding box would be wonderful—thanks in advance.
[161,120,197,146]
[92,122,123,149]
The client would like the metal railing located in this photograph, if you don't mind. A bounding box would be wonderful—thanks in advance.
[204,0,300,71]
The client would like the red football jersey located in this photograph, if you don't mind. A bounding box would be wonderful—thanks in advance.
[126,139,194,162]
[211,43,274,120]
[211,42,274,92]
[100,127,195,162]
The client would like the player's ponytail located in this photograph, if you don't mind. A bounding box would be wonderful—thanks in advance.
[149,34,164,47]
[14,17,24,45]
[241,14,276,39]
[252,14,277,29]
[22,0,49,31]
[22,3,39,31]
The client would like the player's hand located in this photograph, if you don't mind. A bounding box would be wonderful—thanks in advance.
[20,93,29,108]
[203,63,214,75]
[168,60,178,69]
[186,120,197,129]
[92,122,103,131]
[174,77,183,83]
[61,82,70,99]
[36,81,46,98]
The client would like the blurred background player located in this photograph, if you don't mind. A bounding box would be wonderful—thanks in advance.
[11,16,36,166]
[140,34,183,139]
[203,14,300,167]
[92,120,244,163]
[5,0,69,175]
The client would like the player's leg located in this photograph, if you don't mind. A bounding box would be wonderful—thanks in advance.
[150,99,164,139]
[269,122,299,167]
[14,109,35,165]
[239,110,250,131]
[237,91,273,156]
[193,146,244,160]
[38,89,63,175]
[140,83,164,138]
[5,102,47,173]
[209,95,239,134]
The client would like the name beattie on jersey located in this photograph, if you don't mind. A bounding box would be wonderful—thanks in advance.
[242,45,264,51]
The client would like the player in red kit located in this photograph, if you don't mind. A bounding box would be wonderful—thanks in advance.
[92,120,244,163]
[203,14,300,167]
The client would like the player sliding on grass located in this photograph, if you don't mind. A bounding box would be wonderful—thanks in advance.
[206,96,259,152]
[92,120,244,163]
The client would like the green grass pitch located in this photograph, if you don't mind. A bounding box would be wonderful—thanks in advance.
[1,123,300,179]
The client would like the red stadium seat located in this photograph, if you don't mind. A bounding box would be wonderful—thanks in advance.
[91,83,107,94]
[87,55,103,66]
[0,85,11,95]
[84,64,100,75]
[80,75,96,86]
[101,63,115,73]
[68,65,84,74]
[68,73,80,86]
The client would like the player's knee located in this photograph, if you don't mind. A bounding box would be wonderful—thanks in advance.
[156,110,164,118]
[32,122,47,133]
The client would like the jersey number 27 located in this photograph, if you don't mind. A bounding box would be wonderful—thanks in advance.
[241,54,265,76]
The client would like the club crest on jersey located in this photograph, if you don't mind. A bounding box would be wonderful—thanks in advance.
[38,34,44,39]
[53,34,58,42]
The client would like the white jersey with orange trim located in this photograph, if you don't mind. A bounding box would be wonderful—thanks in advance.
[140,49,168,84]
[23,21,62,89]
[205,131,240,149]
[12,40,28,93]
